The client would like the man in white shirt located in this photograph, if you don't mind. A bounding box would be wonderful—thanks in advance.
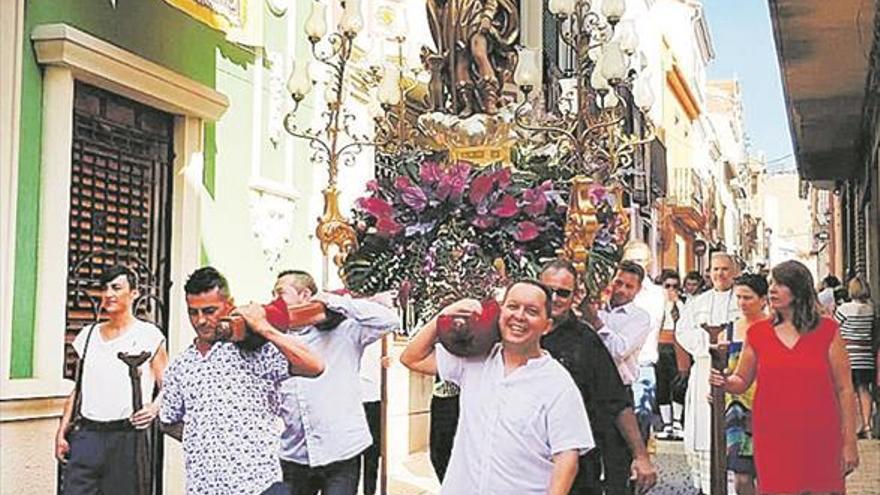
[584,261,653,388]
[273,270,400,495]
[401,280,593,495]
[621,242,666,444]
[675,252,740,495]
[55,265,168,495]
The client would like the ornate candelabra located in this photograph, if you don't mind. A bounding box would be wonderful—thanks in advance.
[371,34,424,154]
[513,0,655,182]
[284,0,374,270]
[512,0,655,289]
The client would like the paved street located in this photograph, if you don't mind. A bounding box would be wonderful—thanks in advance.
[385,438,880,495]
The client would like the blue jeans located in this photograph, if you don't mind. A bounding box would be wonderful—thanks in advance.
[631,364,657,443]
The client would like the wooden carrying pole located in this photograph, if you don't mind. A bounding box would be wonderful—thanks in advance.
[702,324,729,495]
[379,333,389,494]
[118,351,153,495]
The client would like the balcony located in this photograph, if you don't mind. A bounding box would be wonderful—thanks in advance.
[666,167,706,232]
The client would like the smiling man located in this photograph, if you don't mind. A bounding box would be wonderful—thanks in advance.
[401,280,594,495]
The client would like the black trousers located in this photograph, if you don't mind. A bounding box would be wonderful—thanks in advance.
[601,441,634,495]
[656,343,679,406]
[570,449,603,495]
[63,428,139,495]
[360,401,381,495]
[281,456,360,495]
[429,394,459,482]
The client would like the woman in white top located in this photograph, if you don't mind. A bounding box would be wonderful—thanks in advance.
[834,276,876,438]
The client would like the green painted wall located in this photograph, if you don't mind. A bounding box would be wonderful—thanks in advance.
[10,0,247,378]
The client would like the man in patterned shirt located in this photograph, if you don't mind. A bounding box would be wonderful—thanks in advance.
[160,267,324,495]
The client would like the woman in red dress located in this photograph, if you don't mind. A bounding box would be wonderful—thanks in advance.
[711,260,859,494]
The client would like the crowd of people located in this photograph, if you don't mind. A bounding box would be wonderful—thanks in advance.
[53,247,876,495]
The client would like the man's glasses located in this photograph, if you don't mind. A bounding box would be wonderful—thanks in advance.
[663,283,680,290]
[550,287,574,298]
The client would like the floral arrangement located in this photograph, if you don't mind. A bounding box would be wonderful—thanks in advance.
[341,148,630,326]
[341,151,568,324]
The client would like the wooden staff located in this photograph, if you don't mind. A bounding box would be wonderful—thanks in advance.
[118,351,153,495]
[702,323,729,495]
[380,333,389,495]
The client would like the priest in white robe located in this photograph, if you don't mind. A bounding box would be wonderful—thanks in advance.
[675,252,740,494]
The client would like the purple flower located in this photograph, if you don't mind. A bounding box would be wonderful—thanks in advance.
[513,221,540,242]
[588,185,608,206]
[400,185,428,212]
[491,194,519,218]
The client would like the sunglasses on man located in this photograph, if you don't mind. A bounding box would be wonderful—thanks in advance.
[550,287,574,298]
[663,282,680,290]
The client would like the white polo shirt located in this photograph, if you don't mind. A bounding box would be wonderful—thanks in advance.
[72,319,165,421]
[436,344,594,495]
[597,302,652,385]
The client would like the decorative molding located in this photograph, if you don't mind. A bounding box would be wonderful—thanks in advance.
[31,23,229,121]
[8,23,207,404]
[267,50,288,148]
[248,182,299,272]
[0,395,69,422]
[265,0,288,17]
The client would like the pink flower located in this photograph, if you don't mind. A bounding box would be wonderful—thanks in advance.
[513,221,541,242]
[366,180,379,192]
[437,162,471,201]
[468,173,496,206]
[523,180,553,216]
[494,168,512,189]
[471,215,497,229]
[419,161,443,184]
[357,197,394,218]
[491,194,518,218]
[375,216,402,237]
[394,176,413,189]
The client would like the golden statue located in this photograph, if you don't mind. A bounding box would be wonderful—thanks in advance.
[425,0,519,116]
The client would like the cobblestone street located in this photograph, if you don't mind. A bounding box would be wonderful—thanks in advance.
[386,438,880,495]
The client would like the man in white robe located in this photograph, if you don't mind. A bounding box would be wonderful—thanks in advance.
[675,252,740,494]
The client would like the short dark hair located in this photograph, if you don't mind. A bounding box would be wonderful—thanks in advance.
[503,278,553,318]
[617,260,645,283]
[184,266,230,298]
[734,273,768,297]
[659,269,680,284]
[822,275,841,289]
[99,265,138,290]
[277,269,318,295]
[540,259,578,281]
